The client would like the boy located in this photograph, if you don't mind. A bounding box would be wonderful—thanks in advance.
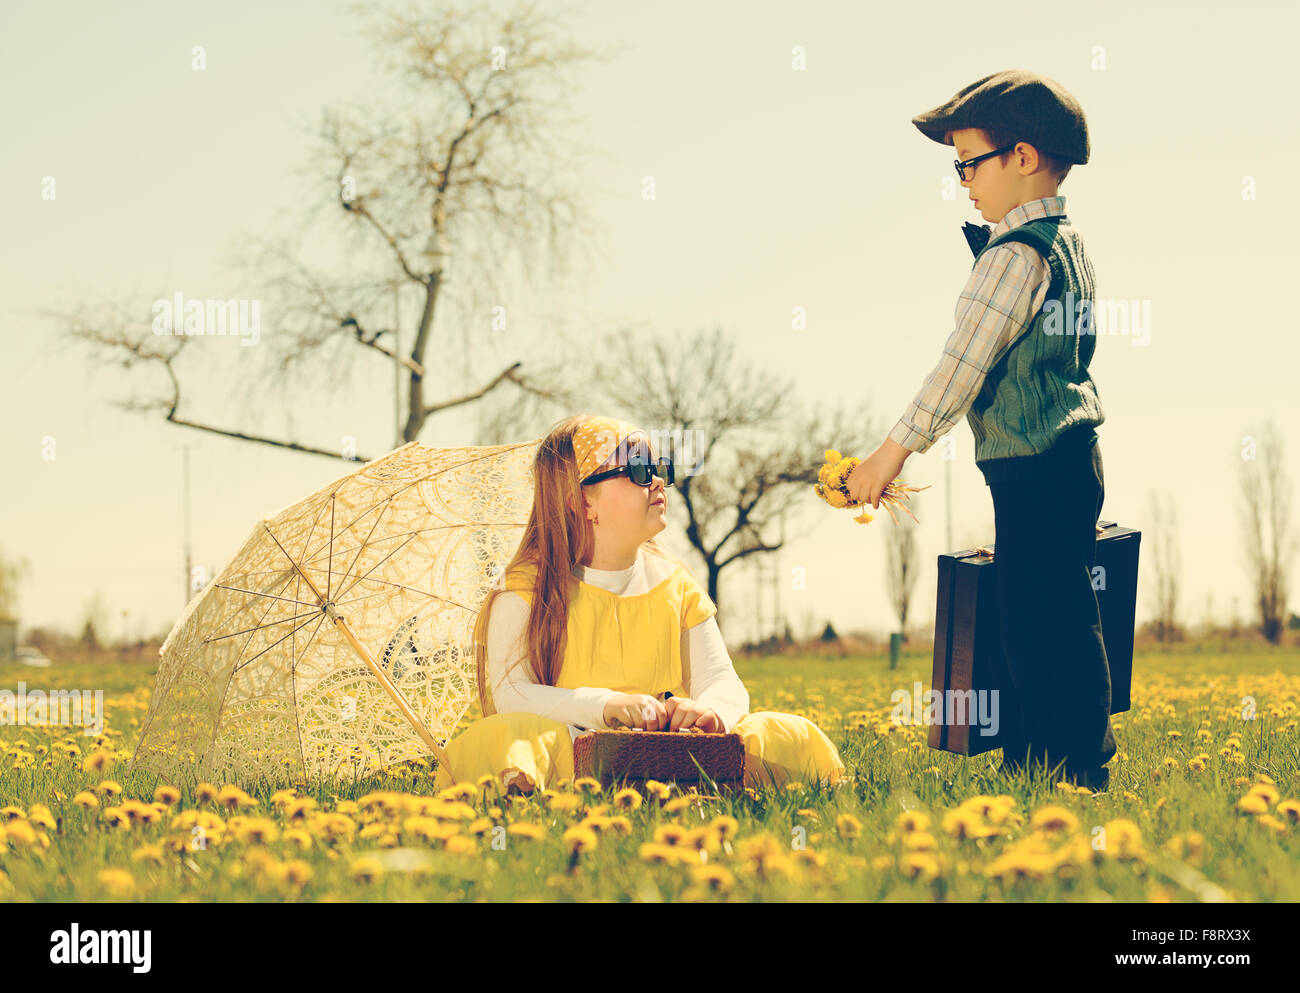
[848,69,1115,793]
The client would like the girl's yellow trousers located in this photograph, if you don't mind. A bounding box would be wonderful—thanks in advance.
[432,710,846,792]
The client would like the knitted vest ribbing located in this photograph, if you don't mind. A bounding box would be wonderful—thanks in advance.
[968,215,1105,462]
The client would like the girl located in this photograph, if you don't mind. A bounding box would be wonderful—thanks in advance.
[432,414,845,794]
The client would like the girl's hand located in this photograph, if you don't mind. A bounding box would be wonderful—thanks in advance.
[603,693,669,730]
[663,696,722,732]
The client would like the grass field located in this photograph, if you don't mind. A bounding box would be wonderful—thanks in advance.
[1,648,1297,902]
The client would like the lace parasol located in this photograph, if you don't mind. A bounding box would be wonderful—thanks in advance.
[129,439,538,784]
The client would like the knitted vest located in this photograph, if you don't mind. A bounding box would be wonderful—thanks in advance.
[968,215,1105,463]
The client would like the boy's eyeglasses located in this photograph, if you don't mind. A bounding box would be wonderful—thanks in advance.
[582,455,676,488]
[955,144,1017,182]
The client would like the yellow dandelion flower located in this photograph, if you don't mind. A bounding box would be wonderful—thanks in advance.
[639,842,682,866]
[97,868,136,898]
[444,835,477,855]
[507,822,545,841]
[4,820,38,847]
[437,782,478,802]
[793,850,827,869]
[613,788,643,811]
[605,816,633,836]
[1247,783,1281,805]
[153,785,181,806]
[653,824,687,846]
[233,818,279,844]
[679,827,719,854]
[690,864,734,891]
[195,783,218,804]
[1030,806,1080,834]
[132,845,164,865]
[548,794,581,814]
[1101,819,1145,859]
[26,804,55,830]
[836,814,862,839]
[94,780,123,797]
[283,860,313,886]
[736,833,794,878]
[574,777,602,794]
[709,815,739,840]
[81,751,114,773]
[1276,799,1300,823]
[349,857,382,883]
[563,825,598,854]
[900,851,943,882]
[895,810,931,833]
[217,785,256,811]
[1236,794,1269,814]
[269,789,297,808]
[901,831,938,851]
[644,780,672,801]
[985,850,1054,883]
[72,791,99,810]
[101,807,130,829]
[942,809,999,840]
[1257,814,1289,835]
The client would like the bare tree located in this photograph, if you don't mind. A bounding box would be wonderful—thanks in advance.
[55,0,610,461]
[594,327,879,623]
[885,496,921,642]
[1145,490,1182,641]
[1238,420,1295,644]
[78,592,111,660]
[0,544,30,621]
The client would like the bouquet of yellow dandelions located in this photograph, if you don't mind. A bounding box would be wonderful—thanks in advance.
[814,449,931,525]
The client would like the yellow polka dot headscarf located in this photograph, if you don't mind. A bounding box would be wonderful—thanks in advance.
[572,415,649,483]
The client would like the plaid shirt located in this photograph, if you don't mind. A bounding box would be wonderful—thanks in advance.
[888,196,1069,454]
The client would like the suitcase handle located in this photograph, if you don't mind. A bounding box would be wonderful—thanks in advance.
[956,523,1109,561]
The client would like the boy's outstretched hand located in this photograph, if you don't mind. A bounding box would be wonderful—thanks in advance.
[847,438,911,509]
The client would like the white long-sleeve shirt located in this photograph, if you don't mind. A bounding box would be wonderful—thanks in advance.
[485,549,749,742]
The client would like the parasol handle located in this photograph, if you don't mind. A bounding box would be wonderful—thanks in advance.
[265,523,455,781]
[330,613,456,778]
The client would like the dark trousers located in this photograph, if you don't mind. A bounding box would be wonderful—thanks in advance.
[977,424,1117,788]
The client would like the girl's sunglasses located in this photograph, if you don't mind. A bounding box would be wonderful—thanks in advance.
[582,454,676,488]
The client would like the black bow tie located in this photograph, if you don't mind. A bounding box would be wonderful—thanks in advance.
[962,221,992,257]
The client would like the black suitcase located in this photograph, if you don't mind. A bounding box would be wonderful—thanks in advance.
[927,520,1140,755]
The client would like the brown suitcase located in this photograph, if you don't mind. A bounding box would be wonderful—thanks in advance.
[928,520,1140,755]
[572,728,745,790]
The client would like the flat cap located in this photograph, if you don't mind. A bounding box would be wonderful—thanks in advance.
[912,69,1089,165]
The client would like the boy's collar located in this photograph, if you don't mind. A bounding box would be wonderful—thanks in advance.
[990,195,1068,238]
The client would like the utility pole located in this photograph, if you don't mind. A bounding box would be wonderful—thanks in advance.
[394,280,402,449]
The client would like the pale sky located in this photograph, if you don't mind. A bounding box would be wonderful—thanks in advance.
[2,0,1298,648]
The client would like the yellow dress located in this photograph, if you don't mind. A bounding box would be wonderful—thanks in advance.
[433,554,846,792]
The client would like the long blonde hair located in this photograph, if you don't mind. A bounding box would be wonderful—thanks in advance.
[472,415,681,716]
